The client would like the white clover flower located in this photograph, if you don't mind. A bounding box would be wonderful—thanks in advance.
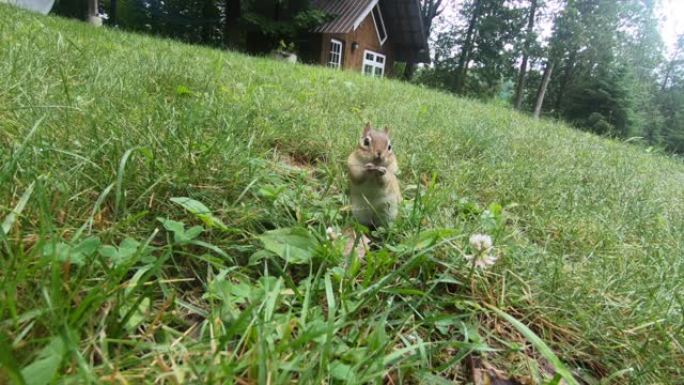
[469,233,493,253]
[465,233,497,269]
[326,226,340,241]
[464,253,498,269]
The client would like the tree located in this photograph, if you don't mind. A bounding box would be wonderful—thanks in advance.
[403,0,445,80]
[415,0,525,98]
[562,67,633,136]
[533,60,553,118]
[454,0,482,94]
[242,0,328,53]
[420,0,444,38]
[513,0,538,109]
[52,0,87,19]
[223,0,242,48]
[658,35,684,153]
[661,35,684,91]
[109,0,116,26]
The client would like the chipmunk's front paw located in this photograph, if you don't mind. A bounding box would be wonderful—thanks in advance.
[375,166,387,175]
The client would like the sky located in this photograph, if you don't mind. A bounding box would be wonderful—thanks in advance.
[659,0,684,53]
[439,0,684,55]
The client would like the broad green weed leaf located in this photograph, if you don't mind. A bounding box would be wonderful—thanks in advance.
[98,238,140,266]
[248,249,275,265]
[45,242,70,262]
[158,217,204,244]
[44,237,100,266]
[119,297,150,331]
[72,236,101,258]
[98,245,118,260]
[170,197,227,230]
[159,218,185,234]
[329,361,355,381]
[185,226,203,240]
[20,336,65,385]
[170,197,211,216]
[258,227,318,264]
[432,315,465,335]
[119,238,140,257]
[206,271,257,319]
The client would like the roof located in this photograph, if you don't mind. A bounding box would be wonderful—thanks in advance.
[311,0,429,63]
[380,0,429,62]
[311,0,376,34]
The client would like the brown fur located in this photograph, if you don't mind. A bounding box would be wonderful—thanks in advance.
[347,123,402,228]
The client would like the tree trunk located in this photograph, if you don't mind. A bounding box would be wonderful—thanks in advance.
[455,0,482,94]
[660,50,681,91]
[201,0,214,44]
[661,63,673,92]
[86,0,100,26]
[86,0,96,16]
[513,0,537,109]
[224,0,241,48]
[554,50,576,113]
[534,61,554,118]
[110,0,117,26]
[403,62,416,80]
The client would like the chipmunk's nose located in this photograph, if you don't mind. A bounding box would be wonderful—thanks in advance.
[375,151,381,158]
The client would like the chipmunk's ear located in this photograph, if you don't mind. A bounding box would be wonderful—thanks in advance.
[363,122,371,136]
[383,126,390,134]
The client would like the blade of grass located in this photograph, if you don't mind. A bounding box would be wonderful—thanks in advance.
[482,303,579,385]
[2,181,35,236]
[115,147,139,218]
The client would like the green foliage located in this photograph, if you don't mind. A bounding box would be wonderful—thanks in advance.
[420,0,684,155]
[1,6,683,384]
[242,0,329,49]
[483,303,579,385]
[561,67,634,137]
[55,0,329,54]
[20,335,67,385]
[416,0,526,98]
[257,227,320,264]
[170,196,228,230]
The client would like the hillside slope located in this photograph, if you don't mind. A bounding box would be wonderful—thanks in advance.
[1,6,683,384]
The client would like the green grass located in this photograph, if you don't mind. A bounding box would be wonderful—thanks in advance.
[1,5,683,384]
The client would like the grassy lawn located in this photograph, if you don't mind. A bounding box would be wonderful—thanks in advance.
[1,5,683,384]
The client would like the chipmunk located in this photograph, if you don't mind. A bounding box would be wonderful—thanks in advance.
[347,123,402,229]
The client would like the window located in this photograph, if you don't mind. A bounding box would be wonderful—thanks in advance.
[362,50,385,78]
[371,5,387,45]
[327,39,343,68]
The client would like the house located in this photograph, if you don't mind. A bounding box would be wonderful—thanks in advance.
[305,0,429,77]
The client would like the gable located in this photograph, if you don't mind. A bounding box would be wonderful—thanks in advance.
[312,0,429,63]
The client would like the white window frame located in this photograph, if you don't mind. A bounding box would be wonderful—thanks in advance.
[362,50,386,78]
[327,39,343,69]
[370,4,388,45]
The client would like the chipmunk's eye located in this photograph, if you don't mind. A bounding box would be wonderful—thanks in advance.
[363,137,371,147]
[387,143,392,152]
